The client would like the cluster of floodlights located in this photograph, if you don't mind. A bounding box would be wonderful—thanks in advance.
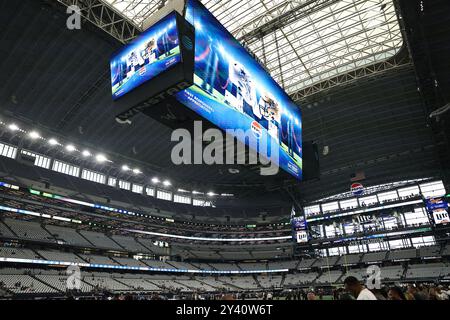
[3,121,228,198]
[10,124,115,165]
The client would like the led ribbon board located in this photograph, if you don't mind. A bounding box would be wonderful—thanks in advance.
[0,257,288,274]
[175,0,303,179]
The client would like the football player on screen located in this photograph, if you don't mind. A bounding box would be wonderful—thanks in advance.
[226,61,257,118]
[280,111,296,158]
[127,51,142,75]
[160,28,171,58]
[257,93,281,143]
[200,36,219,95]
[142,38,158,65]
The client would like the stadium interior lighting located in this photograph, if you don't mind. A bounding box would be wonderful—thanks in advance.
[163,180,171,187]
[48,138,58,146]
[221,193,234,197]
[8,123,19,131]
[151,177,160,184]
[65,145,76,152]
[95,154,108,163]
[82,150,92,157]
[28,131,40,140]
[207,192,216,197]
[122,165,131,171]
[132,168,142,174]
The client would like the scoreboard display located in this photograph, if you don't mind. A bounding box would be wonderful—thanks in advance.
[110,0,303,180]
[176,0,303,180]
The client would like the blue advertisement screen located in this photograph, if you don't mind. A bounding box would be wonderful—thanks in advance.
[110,12,181,100]
[292,217,307,230]
[292,216,308,243]
[425,197,450,225]
[177,0,303,179]
[425,197,449,211]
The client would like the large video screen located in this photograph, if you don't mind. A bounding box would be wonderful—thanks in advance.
[176,0,303,179]
[110,12,181,100]
[425,197,450,226]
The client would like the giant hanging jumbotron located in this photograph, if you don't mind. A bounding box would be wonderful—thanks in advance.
[110,0,303,180]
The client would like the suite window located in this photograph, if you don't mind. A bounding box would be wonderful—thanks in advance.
[52,160,80,177]
[420,181,446,198]
[174,194,191,204]
[193,199,212,207]
[132,184,143,194]
[157,190,172,201]
[304,205,321,217]
[0,143,17,159]
[358,195,378,207]
[377,190,398,203]
[81,169,106,184]
[321,202,339,213]
[21,150,51,169]
[108,177,117,187]
[398,186,420,198]
[119,180,131,190]
[146,187,155,197]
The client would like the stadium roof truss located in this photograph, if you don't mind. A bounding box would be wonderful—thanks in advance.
[58,0,406,98]
[57,0,142,42]
[208,0,406,98]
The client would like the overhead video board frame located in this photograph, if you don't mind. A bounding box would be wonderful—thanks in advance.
[111,0,303,179]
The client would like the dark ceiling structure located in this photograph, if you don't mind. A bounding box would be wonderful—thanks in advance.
[296,0,450,203]
[0,0,448,210]
[398,0,450,191]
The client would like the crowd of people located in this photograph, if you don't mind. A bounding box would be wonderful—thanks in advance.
[60,281,450,300]
[330,276,450,300]
[2,273,450,301]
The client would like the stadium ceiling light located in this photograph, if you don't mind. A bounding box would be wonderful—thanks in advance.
[122,165,131,171]
[152,177,160,184]
[133,168,142,174]
[163,180,171,187]
[28,131,40,140]
[221,193,234,197]
[66,144,76,152]
[48,138,59,146]
[95,154,108,163]
[8,123,19,131]
[207,192,216,197]
[82,150,92,157]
